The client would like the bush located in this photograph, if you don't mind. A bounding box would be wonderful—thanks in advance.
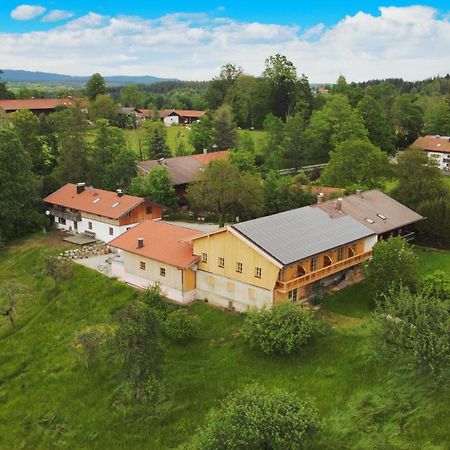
[242,302,313,355]
[163,309,199,341]
[74,325,108,368]
[42,253,74,283]
[377,285,450,377]
[141,285,170,319]
[196,384,321,450]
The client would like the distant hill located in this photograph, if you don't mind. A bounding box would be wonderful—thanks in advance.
[1,69,175,85]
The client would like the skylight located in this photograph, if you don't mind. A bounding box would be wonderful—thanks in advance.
[377,214,387,220]
[93,198,100,204]
[112,202,120,208]
[365,218,375,224]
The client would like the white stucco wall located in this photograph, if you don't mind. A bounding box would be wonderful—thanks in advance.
[364,234,378,250]
[196,271,274,312]
[53,217,137,243]
[426,151,450,171]
[163,115,179,126]
[111,255,195,304]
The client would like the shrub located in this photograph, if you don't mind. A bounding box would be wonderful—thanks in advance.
[242,302,313,355]
[141,284,170,319]
[196,384,321,450]
[75,325,108,368]
[42,253,74,283]
[163,309,199,341]
[377,285,450,377]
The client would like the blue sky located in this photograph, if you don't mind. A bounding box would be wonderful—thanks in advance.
[1,2,449,81]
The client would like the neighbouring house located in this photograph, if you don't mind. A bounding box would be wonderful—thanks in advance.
[190,206,377,311]
[0,98,79,115]
[137,151,229,196]
[314,190,424,241]
[109,220,200,303]
[411,135,450,171]
[43,183,164,243]
[137,108,207,126]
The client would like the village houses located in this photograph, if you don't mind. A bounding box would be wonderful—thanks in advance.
[411,135,450,172]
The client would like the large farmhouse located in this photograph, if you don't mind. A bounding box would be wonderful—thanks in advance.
[137,151,229,196]
[106,190,422,310]
[43,183,164,243]
[411,135,450,171]
[0,98,78,115]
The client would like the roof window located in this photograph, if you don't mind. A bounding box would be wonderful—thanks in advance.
[365,218,375,224]
[112,202,120,208]
[93,198,100,204]
[377,214,387,220]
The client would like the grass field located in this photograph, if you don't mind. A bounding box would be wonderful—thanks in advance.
[123,125,267,158]
[0,233,449,449]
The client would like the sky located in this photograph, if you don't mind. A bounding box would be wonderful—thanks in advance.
[1,1,450,82]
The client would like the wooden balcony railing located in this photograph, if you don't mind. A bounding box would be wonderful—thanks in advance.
[275,251,372,293]
[49,207,81,223]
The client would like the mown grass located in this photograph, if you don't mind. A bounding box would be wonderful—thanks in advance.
[123,125,266,158]
[0,232,449,449]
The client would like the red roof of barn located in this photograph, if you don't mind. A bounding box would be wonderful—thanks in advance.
[0,98,77,112]
[43,183,144,219]
[108,220,200,268]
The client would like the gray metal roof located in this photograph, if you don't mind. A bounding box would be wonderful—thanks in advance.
[233,206,374,266]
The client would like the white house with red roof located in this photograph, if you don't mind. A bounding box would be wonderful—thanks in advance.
[43,183,164,243]
[411,135,450,171]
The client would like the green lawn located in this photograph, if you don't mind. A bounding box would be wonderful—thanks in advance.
[0,233,449,449]
[123,125,266,158]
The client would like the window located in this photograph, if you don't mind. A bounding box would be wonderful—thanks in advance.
[127,211,132,217]
[218,257,225,268]
[310,257,318,272]
[201,253,208,263]
[59,217,66,225]
[236,262,243,273]
[88,221,93,230]
[146,206,153,215]
[255,267,262,278]
[160,267,166,277]
[112,202,120,208]
[337,247,344,261]
[109,227,113,236]
[140,261,146,270]
[288,288,298,301]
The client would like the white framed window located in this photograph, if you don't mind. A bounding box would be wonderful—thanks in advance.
[140,261,146,270]
[288,289,298,301]
[310,257,318,272]
[201,253,208,263]
[160,267,166,277]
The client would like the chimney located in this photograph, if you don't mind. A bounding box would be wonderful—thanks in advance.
[137,238,144,249]
[317,192,324,204]
[116,189,123,197]
[336,198,343,212]
[76,182,86,194]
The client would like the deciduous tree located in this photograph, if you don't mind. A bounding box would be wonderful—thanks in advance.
[86,72,106,101]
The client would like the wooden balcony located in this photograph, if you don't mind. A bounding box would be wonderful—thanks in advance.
[49,207,81,222]
[275,251,372,293]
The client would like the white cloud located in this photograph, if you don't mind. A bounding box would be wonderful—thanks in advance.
[11,4,46,21]
[42,10,74,23]
[2,6,450,82]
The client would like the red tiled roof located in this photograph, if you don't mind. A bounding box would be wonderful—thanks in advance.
[137,151,229,185]
[43,183,144,219]
[411,135,450,154]
[0,98,77,112]
[109,220,200,268]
